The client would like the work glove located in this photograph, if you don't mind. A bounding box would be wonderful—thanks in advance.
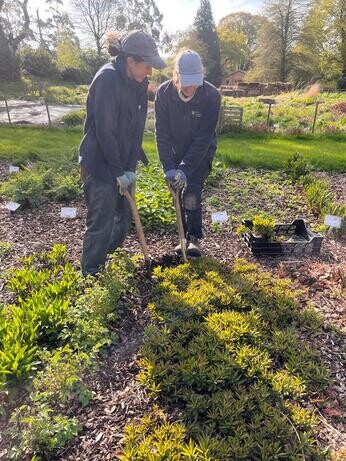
[125,171,136,184]
[164,169,176,183]
[173,169,187,190]
[116,174,131,195]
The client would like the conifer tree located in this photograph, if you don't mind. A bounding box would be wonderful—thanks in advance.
[194,0,221,85]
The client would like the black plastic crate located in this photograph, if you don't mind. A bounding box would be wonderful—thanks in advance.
[241,219,323,256]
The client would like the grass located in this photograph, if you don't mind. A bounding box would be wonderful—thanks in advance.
[0,126,345,172]
[217,132,346,172]
[0,125,81,161]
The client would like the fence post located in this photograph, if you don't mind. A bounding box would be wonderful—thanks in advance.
[266,103,272,128]
[4,99,11,124]
[44,98,51,126]
[311,101,320,133]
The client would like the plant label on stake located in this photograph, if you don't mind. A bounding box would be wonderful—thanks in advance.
[211,211,228,224]
[9,166,20,173]
[60,207,77,219]
[4,201,21,212]
[324,214,342,229]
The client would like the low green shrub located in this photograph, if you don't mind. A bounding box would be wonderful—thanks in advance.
[61,109,86,127]
[284,152,313,181]
[0,166,82,206]
[0,168,54,207]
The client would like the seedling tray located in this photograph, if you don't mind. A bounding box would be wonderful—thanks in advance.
[241,219,323,256]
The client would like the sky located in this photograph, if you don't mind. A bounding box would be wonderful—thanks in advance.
[156,0,263,32]
[28,0,264,34]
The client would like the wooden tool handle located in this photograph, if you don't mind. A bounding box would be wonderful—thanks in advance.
[167,182,187,262]
[124,188,150,262]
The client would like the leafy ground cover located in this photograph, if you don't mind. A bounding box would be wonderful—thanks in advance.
[0,245,138,459]
[120,258,329,460]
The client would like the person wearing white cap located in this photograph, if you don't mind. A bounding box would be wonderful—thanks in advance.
[80,30,166,276]
[155,49,221,256]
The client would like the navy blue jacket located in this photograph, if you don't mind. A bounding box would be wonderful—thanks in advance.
[79,55,148,184]
[155,79,221,178]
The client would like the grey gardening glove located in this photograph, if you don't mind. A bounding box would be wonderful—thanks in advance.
[125,171,136,185]
[116,174,131,195]
[164,169,176,184]
[173,169,187,190]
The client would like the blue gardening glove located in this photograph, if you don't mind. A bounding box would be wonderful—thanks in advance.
[116,174,131,195]
[164,169,176,183]
[125,171,136,184]
[173,169,187,190]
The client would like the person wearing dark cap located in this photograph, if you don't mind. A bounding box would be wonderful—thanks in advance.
[79,30,166,276]
[155,49,221,257]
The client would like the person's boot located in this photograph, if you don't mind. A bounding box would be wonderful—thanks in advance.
[174,239,188,254]
[187,236,201,257]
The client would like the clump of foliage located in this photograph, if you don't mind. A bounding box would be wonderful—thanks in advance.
[0,241,14,260]
[120,257,329,459]
[252,215,276,239]
[284,152,313,181]
[0,165,82,206]
[2,246,138,459]
[136,162,175,229]
[62,109,86,127]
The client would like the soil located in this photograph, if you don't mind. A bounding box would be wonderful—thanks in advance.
[0,167,345,460]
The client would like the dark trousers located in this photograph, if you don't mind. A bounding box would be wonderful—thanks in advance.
[81,175,132,275]
[180,159,211,240]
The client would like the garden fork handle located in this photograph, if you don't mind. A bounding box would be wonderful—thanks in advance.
[167,182,187,262]
[124,185,151,268]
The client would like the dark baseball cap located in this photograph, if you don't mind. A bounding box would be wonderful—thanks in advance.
[120,30,166,69]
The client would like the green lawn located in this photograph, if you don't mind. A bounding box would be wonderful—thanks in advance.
[217,132,346,172]
[0,125,82,161]
[0,125,345,172]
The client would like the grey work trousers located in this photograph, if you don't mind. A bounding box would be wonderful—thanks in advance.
[81,175,132,276]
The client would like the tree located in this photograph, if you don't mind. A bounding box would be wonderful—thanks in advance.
[218,27,248,72]
[116,0,163,41]
[252,0,308,82]
[219,12,265,55]
[290,0,326,84]
[248,19,281,81]
[72,0,117,56]
[0,0,32,80]
[72,0,164,56]
[194,0,221,85]
[32,0,77,58]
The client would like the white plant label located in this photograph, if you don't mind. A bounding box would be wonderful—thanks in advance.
[273,123,280,128]
[4,201,21,211]
[60,207,77,219]
[9,166,20,173]
[324,214,342,229]
[211,211,228,224]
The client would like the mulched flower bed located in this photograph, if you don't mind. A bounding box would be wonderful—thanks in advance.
[0,166,345,460]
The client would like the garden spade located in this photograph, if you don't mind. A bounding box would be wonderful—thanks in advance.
[124,185,152,278]
[167,182,188,262]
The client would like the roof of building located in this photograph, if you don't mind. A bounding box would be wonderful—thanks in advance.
[223,70,246,78]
